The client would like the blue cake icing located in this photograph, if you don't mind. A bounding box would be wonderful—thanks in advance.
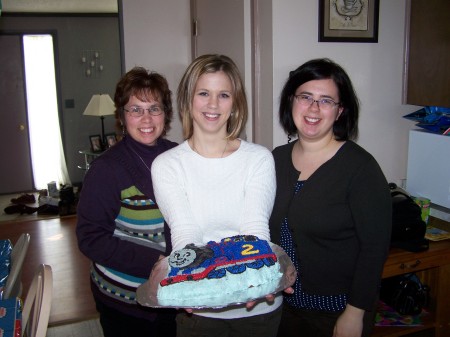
[161,235,277,286]
[157,235,283,308]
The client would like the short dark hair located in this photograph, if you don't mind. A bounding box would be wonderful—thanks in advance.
[114,67,173,137]
[278,58,359,141]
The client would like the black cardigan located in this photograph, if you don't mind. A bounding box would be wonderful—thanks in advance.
[269,140,392,311]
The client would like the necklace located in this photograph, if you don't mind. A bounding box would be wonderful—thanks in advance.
[130,147,152,174]
[191,139,228,158]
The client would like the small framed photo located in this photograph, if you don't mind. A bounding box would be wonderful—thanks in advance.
[319,0,379,43]
[89,134,103,152]
[105,133,117,148]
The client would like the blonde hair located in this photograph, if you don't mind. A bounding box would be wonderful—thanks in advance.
[177,54,248,140]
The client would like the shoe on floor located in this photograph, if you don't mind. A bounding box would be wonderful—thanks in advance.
[4,204,38,215]
[37,204,59,215]
[11,193,36,204]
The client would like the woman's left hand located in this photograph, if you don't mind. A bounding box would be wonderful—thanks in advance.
[245,296,273,309]
[332,304,364,337]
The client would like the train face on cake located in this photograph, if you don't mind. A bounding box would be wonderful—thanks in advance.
[160,235,277,286]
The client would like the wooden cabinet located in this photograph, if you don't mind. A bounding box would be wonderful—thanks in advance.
[372,239,450,336]
[405,0,450,107]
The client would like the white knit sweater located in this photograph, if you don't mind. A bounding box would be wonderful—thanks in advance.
[151,139,282,319]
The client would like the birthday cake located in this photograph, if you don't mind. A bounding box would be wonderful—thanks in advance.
[137,235,296,308]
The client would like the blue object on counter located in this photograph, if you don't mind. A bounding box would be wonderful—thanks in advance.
[403,106,450,135]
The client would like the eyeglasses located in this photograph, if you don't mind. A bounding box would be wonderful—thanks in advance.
[294,94,340,111]
[123,105,164,117]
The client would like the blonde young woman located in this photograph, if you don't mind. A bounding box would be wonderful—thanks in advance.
[151,54,282,337]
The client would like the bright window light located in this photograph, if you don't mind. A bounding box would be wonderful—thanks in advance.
[23,34,71,190]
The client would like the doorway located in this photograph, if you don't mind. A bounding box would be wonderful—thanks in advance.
[23,34,70,191]
[0,33,70,194]
[191,0,249,140]
[190,0,274,148]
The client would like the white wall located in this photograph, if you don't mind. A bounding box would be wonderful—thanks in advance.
[272,1,420,184]
[122,0,421,184]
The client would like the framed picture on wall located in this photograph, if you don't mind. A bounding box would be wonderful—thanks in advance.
[319,0,379,42]
[89,134,103,152]
[105,133,117,148]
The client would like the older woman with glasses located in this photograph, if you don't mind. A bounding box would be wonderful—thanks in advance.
[77,67,177,337]
[269,58,391,337]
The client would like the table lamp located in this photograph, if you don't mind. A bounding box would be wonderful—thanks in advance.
[83,94,115,149]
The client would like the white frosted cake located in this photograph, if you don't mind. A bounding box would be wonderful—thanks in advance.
[137,235,296,308]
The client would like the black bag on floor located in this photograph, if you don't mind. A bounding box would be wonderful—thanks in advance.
[380,273,430,315]
[389,183,429,252]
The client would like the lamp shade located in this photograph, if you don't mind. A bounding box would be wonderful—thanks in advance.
[83,94,115,117]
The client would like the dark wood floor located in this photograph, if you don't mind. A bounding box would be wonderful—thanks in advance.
[0,215,98,326]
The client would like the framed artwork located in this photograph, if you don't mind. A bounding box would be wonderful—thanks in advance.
[319,0,379,43]
[89,134,103,152]
[105,133,117,148]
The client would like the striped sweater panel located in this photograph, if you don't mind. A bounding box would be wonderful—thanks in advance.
[91,185,165,304]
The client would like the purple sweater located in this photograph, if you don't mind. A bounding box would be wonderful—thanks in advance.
[76,135,177,320]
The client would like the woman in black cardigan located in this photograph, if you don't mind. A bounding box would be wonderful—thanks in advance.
[269,58,391,337]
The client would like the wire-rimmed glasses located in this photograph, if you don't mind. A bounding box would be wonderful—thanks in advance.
[294,94,340,111]
[123,105,164,117]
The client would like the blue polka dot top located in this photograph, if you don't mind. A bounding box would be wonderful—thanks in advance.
[280,180,347,312]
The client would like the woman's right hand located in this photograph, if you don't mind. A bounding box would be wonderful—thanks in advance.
[284,287,294,295]
[246,287,293,309]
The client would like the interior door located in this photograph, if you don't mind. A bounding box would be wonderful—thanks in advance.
[191,0,248,139]
[191,0,246,73]
[0,35,34,194]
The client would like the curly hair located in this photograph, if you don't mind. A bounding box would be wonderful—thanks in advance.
[114,67,173,137]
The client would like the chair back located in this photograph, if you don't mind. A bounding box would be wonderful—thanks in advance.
[3,233,30,299]
[21,264,53,337]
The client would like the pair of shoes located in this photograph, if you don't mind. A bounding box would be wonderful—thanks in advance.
[11,193,36,204]
[4,204,38,215]
[37,204,59,215]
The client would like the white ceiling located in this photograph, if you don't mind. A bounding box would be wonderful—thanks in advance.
[2,0,118,13]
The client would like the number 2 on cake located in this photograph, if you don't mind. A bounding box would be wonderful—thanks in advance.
[241,244,260,256]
